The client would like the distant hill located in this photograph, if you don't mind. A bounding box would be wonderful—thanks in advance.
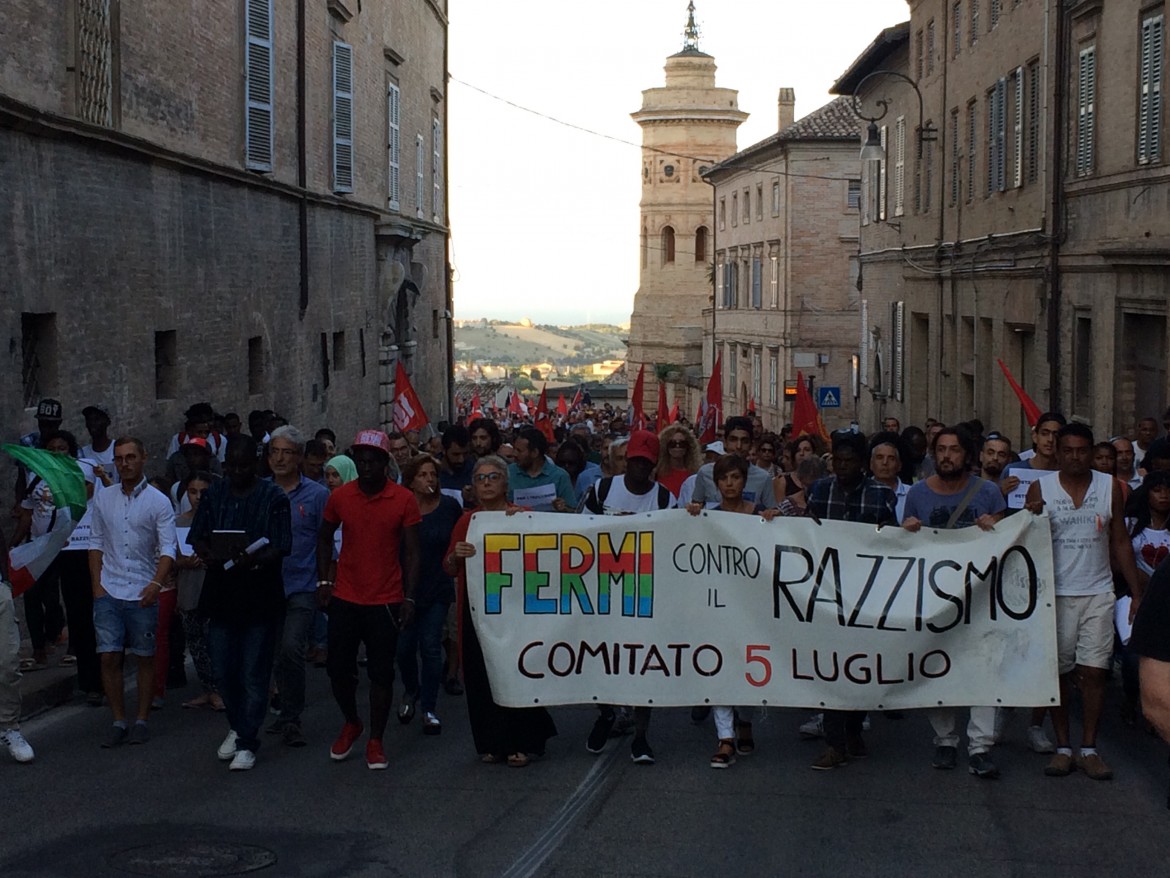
[453,320,626,365]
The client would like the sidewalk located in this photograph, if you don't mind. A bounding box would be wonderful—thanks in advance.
[13,595,84,721]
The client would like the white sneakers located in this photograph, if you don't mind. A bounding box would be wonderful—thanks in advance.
[1027,725,1056,754]
[229,749,256,771]
[1,728,34,763]
[217,730,239,761]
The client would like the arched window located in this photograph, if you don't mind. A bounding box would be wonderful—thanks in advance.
[661,226,675,264]
[694,226,707,262]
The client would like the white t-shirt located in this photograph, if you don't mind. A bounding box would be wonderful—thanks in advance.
[1040,470,1114,596]
[581,476,675,515]
[22,461,96,538]
[1129,524,1170,577]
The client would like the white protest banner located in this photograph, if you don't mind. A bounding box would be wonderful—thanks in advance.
[465,509,1059,711]
[1006,469,1055,509]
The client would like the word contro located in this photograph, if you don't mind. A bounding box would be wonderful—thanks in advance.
[482,532,654,617]
[518,640,722,678]
[772,545,1040,633]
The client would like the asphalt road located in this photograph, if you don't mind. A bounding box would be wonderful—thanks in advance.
[3,666,1169,878]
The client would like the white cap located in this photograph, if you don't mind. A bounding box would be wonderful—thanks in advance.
[704,441,725,455]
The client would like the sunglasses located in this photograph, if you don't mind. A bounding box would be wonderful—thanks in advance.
[474,472,503,483]
[667,440,688,448]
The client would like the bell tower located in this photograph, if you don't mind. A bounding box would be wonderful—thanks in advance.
[626,2,747,413]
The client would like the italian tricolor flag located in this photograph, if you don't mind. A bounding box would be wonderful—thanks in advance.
[3,445,87,597]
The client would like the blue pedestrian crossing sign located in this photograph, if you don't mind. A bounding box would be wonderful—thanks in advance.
[817,386,842,408]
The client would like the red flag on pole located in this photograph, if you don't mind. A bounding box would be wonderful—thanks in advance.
[996,359,1043,428]
[534,384,555,443]
[470,390,483,420]
[571,385,583,411]
[392,362,429,433]
[556,393,568,416]
[508,390,523,417]
[747,397,756,414]
[656,381,668,428]
[668,401,680,424]
[698,353,722,445]
[631,364,647,430]
[791,371,828,441]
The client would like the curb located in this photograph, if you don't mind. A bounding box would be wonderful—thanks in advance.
[18,667,80,721]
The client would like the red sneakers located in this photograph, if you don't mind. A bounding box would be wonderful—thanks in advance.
[366,738,389,770]
[330,721,364,762]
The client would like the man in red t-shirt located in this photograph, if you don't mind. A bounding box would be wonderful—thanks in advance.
[316,430,420,770]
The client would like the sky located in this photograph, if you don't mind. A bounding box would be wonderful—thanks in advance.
[447,0,909,326]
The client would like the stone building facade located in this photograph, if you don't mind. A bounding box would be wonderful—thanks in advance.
[625,8,746,416]
[836,0,1168,444]
[1,0,451,464]
[703,94,863,433]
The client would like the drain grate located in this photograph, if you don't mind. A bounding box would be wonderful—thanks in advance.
[108,842,277,877]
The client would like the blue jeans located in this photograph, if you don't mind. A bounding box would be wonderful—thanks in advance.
[208,618,278,754]
[396,601,448,713]
[274,592,316,725]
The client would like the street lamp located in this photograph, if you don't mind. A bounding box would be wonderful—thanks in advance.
[849,70,937,162]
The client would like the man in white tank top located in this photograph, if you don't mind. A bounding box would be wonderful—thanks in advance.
[1025,423,1142,780]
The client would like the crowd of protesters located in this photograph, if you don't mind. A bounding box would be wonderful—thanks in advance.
[2,395,1170,809]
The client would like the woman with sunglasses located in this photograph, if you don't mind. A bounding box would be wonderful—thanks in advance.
[655,424,701,501]
[444,456,557,766]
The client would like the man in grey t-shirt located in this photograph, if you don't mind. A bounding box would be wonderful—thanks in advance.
[903,427,1006,779]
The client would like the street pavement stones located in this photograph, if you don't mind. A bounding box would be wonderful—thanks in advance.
[2,661,1170,877]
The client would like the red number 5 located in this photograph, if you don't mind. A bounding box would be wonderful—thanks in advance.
[745,644,771,687]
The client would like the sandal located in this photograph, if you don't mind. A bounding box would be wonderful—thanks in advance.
[507,752,530,768]
[710,739,736,769]
[480,753,503,764]
[398,696,417,725]
[735,721,755,756]
[59,654,77,666]
[210,695,226,712]
[182,695,211,709]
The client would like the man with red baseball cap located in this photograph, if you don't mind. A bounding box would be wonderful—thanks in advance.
[316,430,421,770]
[579,429,675,764]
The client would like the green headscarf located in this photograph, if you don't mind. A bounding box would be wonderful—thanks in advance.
[325,454,357,485]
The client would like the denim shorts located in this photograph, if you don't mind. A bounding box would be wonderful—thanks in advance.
[93,595,158,657]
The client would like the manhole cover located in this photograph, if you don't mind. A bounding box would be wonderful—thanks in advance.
[109,842,277,876]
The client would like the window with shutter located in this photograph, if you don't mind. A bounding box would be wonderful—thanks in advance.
[432,115,443,222]
[995,77,1007,191]
[990,0,1000,29]
[927,20,936,75]
[769,354,778,406]
[332,41,354,192]
[416,133,425,218]
[387,82,401,209]
[752,350,761,406]
[879,125,888,219]
[1012,67,1024,187]
[847,179,862,210]
[923,133,934,212]
[245,0,274,171]
[751,257,762,309]
[1139,16,1164,165]
[1027,60,1040,183]
[893,117,906,216]
[953,2,962,57]
[892,301,905,403]
[716,258,724,308]
[770,256,779,308]
[970,0,979,45]
[966,100,977,202]
[950,108,960,205]
[1076,46,1096,176]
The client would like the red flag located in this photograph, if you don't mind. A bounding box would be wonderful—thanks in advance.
[470,390,483,420]
[392,362,429,433]
[791,371,828,441]
[508,390,522,416]
[698,353,722,445]
[996,359,1043,428]
[534,384,555,443]
[668,401,680,424]
[571,385,583,411]
[556,394,568,416]
[631,363,647,430]
[747,397,756,414]
[656,382,668,428]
